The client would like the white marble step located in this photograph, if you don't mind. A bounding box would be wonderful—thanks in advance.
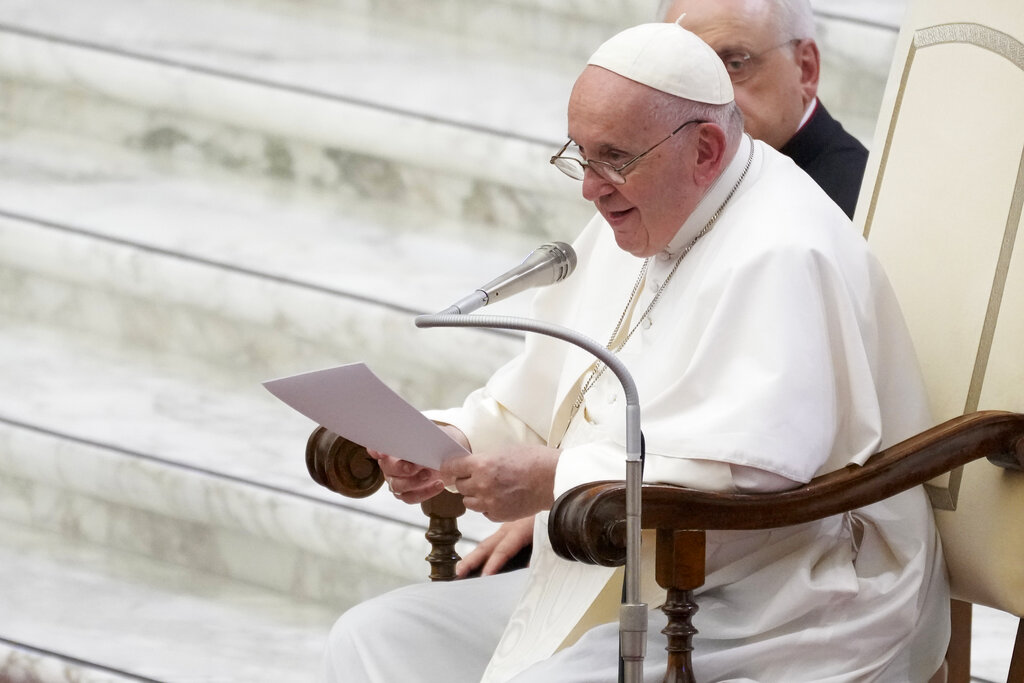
[0,318,498,590]
[0,0,887,150]
[0,125,541,409]
[0,517,338,682]
[0,0,658,104]
[969,607,1022,682]
[0,0,901,246]
[0,0,597,241]
[0,315,494,678]
[1,642,141,683]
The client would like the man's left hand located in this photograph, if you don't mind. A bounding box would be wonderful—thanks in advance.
[440,445,559,521]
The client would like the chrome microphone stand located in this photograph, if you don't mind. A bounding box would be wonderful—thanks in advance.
[414,312,646,683]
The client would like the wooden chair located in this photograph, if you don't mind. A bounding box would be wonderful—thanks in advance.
[306,0,1024,679]
[548,413,1024,682]
[307,415,1024,683]
[551,0,1024,680]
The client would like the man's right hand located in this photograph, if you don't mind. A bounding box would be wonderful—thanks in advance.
[456,516,535,578]
[370,451,445,504]
[369,424,471,505]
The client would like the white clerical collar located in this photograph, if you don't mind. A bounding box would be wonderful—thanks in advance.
[661,133,754,257]
[797,97,818,132]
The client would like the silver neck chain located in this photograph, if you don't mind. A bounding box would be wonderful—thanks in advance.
[570,138,755,416]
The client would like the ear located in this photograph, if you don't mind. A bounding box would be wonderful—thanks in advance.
[693,124,728,188]
[794,39,821,107]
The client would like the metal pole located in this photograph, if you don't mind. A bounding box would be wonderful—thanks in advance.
[415,313,646,682]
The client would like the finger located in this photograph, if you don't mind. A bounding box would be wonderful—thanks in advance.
[392,480,444,504]
[395,460,425,476]
[451,476,472,497]
[390,471,430,492]
[374,454,402,475]
[384,455,439,480]
[483,528,533,574]
[376,453,405,470]
[438,424,471,451]
[455,542,494,579]
[463,498,505,523]
[378,457,425,483]
[439,454,472,480]
[479,535,517,575]
[482,547,515,576]
[455,526,509,578]
[390,469,439,494]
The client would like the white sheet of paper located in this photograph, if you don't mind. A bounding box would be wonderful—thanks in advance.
[263,363,468,470]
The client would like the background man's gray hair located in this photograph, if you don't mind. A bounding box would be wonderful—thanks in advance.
[654,0,818,42]
[775,0,817,41]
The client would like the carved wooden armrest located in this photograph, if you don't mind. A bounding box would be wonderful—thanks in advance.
[549,410,1024,565]
[306,426,467,581]
[306,426,385,497]
[547,410,1024,683]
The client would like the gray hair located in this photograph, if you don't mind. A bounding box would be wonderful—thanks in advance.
[650,93,745,145]
[771,0,817,42]
[683,100,744,141]
[655,0,817,42]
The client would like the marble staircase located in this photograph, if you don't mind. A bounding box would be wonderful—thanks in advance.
[0,0,642,678]
[0,0,1016,681]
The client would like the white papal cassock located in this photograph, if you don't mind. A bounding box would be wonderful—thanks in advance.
[323,136,950,683]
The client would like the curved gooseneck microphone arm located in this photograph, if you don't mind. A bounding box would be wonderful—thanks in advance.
[414,312,647,683]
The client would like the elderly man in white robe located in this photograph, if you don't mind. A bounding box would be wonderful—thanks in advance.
[322,19,950,683]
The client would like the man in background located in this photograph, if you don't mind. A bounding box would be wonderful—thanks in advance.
[664,0,868,218]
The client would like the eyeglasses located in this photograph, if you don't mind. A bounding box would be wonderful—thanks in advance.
[718,39,801,83]
[550,119,707,185]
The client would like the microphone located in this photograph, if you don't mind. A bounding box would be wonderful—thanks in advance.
[438,242,577,315]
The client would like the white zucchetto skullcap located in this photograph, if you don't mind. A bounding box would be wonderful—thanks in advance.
[587,20,734,105]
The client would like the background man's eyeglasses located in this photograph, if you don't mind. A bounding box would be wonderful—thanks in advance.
[718,39,802,83]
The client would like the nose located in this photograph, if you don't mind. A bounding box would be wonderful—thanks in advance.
[581,167,616,202]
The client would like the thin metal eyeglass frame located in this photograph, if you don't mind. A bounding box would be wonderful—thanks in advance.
[550,118,708,185]
[718,38,802,83]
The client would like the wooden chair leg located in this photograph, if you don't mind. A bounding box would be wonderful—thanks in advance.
[1008,617,1024,683]
[661,586,700,683]
[946,599,972,683]
[305,429,468,581]
[656,529,706,683]
[421,490,466,582]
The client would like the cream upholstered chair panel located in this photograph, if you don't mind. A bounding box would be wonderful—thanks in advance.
[953,214,1024,615]
[857,0,1024,615]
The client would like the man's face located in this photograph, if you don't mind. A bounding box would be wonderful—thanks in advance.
[567,67,704,258]
[667,0,814,149]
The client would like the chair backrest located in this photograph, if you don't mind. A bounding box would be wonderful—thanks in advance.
[857,0,1024,616]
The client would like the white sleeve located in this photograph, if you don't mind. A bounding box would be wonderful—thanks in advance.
[424,388,545,455]
[555,440,800,500]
